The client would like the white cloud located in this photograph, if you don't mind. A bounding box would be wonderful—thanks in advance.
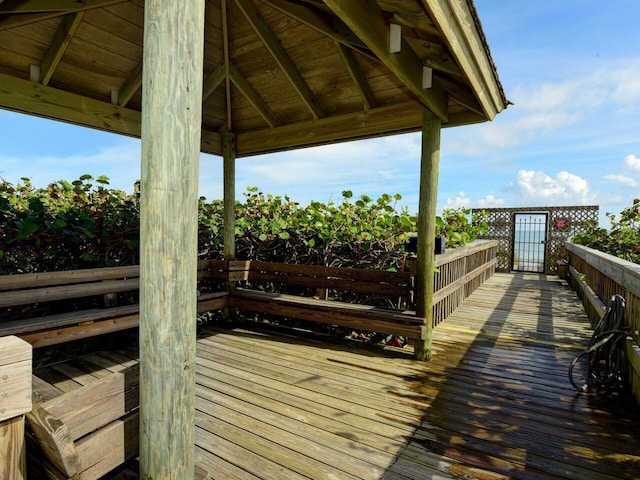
[603,174,638,187]
[442,192,505,209]
[443,62,640,157]
[611,63,640,112]
[476,195,505,208]
[624,154,640,172]
[506,169,594,205]
[443,192,472,209]
[0,139,141,192]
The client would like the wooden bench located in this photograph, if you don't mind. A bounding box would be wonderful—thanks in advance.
[227,260,426,341]
[25,348,141,480]
[0,261,229,348]
[1,259,423,479]
[1,260,425,348]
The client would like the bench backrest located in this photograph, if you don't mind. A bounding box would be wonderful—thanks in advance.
[246,260,413,298]
[0,260,214,311]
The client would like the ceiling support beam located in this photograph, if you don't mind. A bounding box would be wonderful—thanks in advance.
[117,63,142,107]
[139,0,205,477]
[0,1,99,13]
[262,0,375,59]
[202,63,225,101]
[404,37,463,77]
[414,108,441,361]
[229,63,281,128]
[324,0,448,122]
[335,41,377,110]
[234,0,324,119]
[435,74,484,116]
[422,0,505,119]
[40,12,84,86]
[236,101,423,156]
[0,72,141,135]
[222,0,232,130]
[0,0,126,31]
[0,72,222,154]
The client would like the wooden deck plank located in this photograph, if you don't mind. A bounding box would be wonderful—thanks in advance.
[195,384,398,472]
[35,272,640,480]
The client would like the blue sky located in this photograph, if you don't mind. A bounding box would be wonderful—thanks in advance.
[1,1,639,226]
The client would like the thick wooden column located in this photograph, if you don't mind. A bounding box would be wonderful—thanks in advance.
[415,109,441,361]
[139,1,205,478]
[223,132,236,261]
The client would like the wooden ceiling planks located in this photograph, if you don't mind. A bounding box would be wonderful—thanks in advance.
[0,0,508,156]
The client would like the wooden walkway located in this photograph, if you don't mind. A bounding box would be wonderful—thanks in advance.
[33,273,640,479]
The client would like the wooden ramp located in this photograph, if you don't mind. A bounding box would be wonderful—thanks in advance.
[32,273,640,479]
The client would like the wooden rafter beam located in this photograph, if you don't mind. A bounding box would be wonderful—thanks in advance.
[234,0,324,119]
[261,0,375,60]
[40,12,84,86]
[405,37,462,77]
[435,74,483,116]
[385,10,439,34]
[229,63,281,128]
[202,63,225,101]
[422,0,505,119]
[323,0,448,122]
[335,41,377,110]
[222,0,232,130]
[118,62,142,107]
[0,0,127,30]
[0,72,222,155]
[0,0,91,12]
[236,101,424,156]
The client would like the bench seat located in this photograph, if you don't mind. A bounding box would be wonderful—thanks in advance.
[228,288,426,340]
[0,291,229,348]
[27,361,140,480]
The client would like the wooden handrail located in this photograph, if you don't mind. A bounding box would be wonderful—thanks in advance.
[566,241,640,405]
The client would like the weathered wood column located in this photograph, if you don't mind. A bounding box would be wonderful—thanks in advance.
[139,1,205,478]
[223,132,236,261]
[414,109,441,361]
[0,336,31,480]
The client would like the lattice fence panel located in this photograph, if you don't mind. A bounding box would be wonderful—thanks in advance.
[473,206,598,274]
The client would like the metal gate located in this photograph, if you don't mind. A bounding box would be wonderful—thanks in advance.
[473,206,599,274]
[512,213,548,272]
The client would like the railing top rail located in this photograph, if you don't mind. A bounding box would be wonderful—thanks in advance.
[434,239,498,267]
[566,242,640,298]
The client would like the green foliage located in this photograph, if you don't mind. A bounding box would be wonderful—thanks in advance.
[1,176,487,274]
[0,175,139,272]
[437,207,489,248]
[208,188,416,270]
[572,199,640,264]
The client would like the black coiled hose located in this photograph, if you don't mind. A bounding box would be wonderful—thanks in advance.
[569,294,627,392]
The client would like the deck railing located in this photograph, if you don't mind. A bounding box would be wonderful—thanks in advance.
[431,240,498,326]
[565,242,640,403]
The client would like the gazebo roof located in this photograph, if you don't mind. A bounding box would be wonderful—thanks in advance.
[0,0,507,157]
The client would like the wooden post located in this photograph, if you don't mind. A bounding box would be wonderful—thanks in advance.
[223,132,236,262]
[139,1,205,478]
[0,336,32,480]
[414,109,441,361]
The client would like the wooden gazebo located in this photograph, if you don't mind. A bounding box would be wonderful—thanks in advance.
[0,1,507,477]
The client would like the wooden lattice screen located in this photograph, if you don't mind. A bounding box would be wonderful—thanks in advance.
[472,206,599,274]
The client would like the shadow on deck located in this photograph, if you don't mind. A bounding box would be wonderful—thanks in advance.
[34,273,640,479]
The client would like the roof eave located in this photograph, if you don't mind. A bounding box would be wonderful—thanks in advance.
[422,0,508,121]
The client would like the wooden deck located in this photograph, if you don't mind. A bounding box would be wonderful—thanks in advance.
[33,273,640,479]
